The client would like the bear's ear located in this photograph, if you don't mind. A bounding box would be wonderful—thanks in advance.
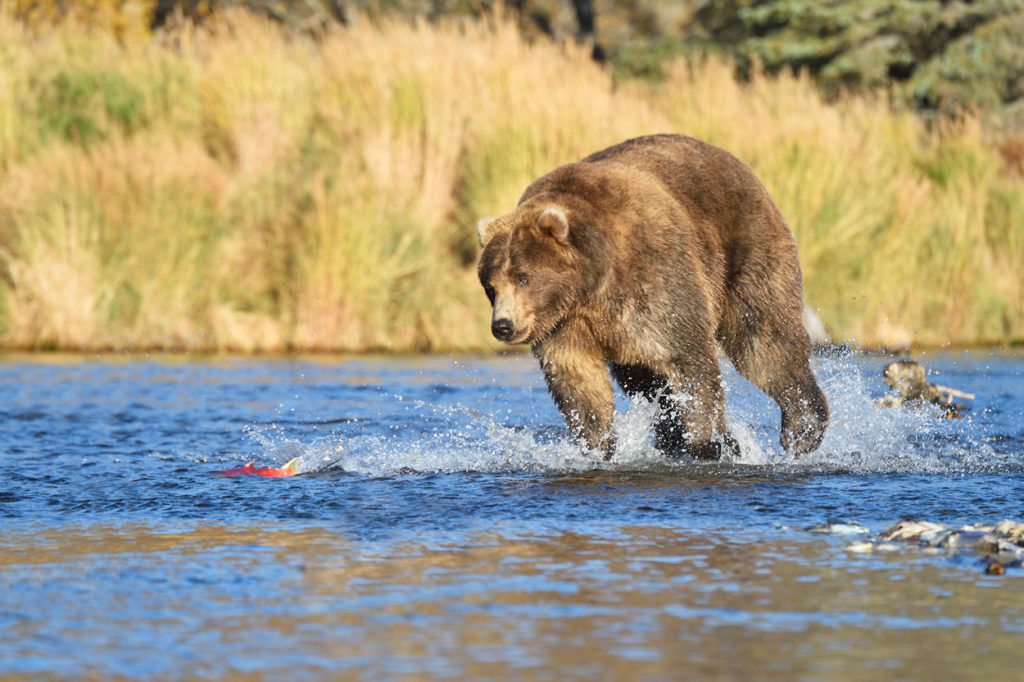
[476,217,500,248]
[536,207,570,245]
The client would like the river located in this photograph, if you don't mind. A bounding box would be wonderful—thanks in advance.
[1,350,1022,679]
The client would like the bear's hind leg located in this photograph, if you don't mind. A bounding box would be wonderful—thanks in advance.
[719,303,829,455]
[776,366,830,455]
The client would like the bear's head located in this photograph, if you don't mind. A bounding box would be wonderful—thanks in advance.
[476,202,601,346]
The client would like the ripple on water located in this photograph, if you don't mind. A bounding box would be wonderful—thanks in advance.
[1,352,1023,680]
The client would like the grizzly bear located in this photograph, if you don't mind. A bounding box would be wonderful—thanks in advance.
[476,134,829,460]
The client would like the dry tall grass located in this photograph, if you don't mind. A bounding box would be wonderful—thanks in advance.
[0,9,1021,352]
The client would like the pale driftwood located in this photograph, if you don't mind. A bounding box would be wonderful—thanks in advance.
[933,384,975,401]
[877,360,973,417]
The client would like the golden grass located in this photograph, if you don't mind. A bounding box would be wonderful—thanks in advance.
[0,9,1021,352]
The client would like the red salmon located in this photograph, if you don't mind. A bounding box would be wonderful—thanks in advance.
[213,457,299,477]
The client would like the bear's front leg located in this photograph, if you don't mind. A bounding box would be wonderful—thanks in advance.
[535,340,615,459]
[664,355,740,461]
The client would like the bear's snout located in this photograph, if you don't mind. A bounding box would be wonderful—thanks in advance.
[491,318,515,342]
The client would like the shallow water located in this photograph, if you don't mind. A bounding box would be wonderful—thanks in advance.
[2,349,1023,679]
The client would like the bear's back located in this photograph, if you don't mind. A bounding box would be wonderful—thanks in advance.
[581,135,780,234]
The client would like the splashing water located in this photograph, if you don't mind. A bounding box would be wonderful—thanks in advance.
[238,349,1016,478]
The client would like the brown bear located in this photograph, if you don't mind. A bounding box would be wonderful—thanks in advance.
[476,134,829,460]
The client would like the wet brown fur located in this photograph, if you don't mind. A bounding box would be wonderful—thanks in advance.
[477,134,829,459]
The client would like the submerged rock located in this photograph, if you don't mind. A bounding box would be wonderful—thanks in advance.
[805,519,871,535]
[993,520,1024,543]
[824,518,1024,572]
[846,541,901,554]
[880,520,948,541]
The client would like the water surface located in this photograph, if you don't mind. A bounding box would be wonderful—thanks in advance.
[2,350,1022,679]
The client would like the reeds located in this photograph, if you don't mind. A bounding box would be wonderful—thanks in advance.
[1,9,1021,351]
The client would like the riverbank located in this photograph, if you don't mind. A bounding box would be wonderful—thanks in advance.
[1,10,1022,352]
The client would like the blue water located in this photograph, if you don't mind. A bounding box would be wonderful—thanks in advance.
[2,350,1023,679]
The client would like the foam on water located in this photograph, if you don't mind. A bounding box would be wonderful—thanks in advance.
[723,353,1003,473]
[244,351,1012,478]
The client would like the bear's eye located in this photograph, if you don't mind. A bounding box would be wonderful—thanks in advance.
[517,274,529,287]
[483,284,495,305]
